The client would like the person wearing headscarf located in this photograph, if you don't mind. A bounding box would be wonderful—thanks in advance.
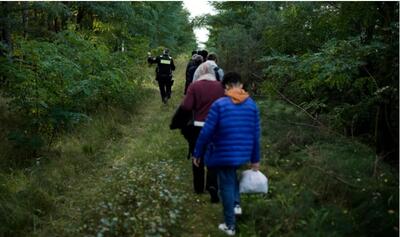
[192,52,224,83]
[181,61,225,202]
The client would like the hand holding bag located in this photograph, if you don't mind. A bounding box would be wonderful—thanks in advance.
[239,169,268,194]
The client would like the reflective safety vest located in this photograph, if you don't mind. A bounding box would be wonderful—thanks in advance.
[160,57,172,65]
[157,55,173,76]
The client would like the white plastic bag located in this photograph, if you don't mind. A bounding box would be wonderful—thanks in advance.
[239,169,268,194]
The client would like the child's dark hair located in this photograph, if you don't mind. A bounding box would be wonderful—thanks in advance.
[207,53,218,62]
[198,50,208,61]
[222,72,242,88]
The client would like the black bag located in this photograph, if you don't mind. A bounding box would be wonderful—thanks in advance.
[214,66,220,81]
[170,106,192,130]
[170,106,195,159]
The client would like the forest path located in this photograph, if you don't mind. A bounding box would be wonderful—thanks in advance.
[36,57,225,236]
[123,57,224,236]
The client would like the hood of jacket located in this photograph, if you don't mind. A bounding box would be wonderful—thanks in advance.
[225,88,249,104]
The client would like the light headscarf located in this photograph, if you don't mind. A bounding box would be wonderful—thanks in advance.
[193,60,218,82]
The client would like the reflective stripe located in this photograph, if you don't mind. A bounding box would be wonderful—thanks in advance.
[160,59,171,64]
[194,121,205,127]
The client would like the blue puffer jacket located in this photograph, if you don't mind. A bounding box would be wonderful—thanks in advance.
[193,95,260,167]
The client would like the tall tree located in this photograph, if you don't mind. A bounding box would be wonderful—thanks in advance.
[206,1,399,162]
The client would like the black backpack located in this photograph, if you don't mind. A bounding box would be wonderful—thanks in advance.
[214,66,221,81]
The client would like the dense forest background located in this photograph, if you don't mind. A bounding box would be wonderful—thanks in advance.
[199,3,398,236]
[0,1,398,167]
[0,1,398,237]
[0,1,195,158]
[201,1,399,163]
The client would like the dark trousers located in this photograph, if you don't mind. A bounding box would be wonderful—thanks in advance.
[191,160,218,194]
[190,126,218,194]
[184,80,191,95]
[157,76,172,101]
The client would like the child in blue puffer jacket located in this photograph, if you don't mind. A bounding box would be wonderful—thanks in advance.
[192,72,261,236]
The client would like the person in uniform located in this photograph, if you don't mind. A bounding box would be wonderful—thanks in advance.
[148,48,176,104]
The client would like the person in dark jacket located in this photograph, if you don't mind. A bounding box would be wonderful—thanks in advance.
[185,50,199,87]
[148,48,176,104]
[184,55,203,94]
[181,61,225,202]
[192,72,261,236]
[198,49,208,62]
[187,50,198,69]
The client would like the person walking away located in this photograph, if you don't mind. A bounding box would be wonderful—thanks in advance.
[192,72,261,236]
[206,53,224,81]
[198,49,208,62]
[185,50,199,87]
[181,61,225,202]
[184,55,203,94]
[148,48,175,104]
[192,52,224,82]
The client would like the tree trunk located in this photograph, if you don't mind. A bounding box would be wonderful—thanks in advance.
[61,14,67,31]
[54,17,60,33]
[376,102,399,165]
[22,2,29,38]
[89,13,94,30]
[1,2,12,56]
[76,6,85,30]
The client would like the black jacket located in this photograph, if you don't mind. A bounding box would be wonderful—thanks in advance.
[148,54,176,78]
[185,60,195,81]
[170,105,195,159]
[184,64,200,94]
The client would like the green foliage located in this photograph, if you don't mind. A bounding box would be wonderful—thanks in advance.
[262,37,387,132]
[0,2,196,156]
[1,32,146,154]
[206,1,399,161]
[237,99,398,237]
[0,75,193,236]
[0,61,397,236]
[130,2,196,53]
[0,104,147,236]
[0,171,56,236]
[77,160,187,236]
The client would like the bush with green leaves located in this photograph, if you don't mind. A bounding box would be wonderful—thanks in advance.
[1,30,148,154]
[0,1,196,157]
[262,37,389,134]
[205,1,398,162]
[237,99,398,237]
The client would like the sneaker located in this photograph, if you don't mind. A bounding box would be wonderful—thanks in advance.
[234,205,242,215]
[218,223,235,236]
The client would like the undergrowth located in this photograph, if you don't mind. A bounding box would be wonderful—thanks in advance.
[0,58,398,236]
[237,99,398,237]
[0,57,196,237]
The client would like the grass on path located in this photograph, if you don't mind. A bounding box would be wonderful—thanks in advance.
[3,56,396,237]
[19,57,227,236]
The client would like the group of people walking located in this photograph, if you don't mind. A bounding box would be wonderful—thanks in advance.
[148,48,261,236]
